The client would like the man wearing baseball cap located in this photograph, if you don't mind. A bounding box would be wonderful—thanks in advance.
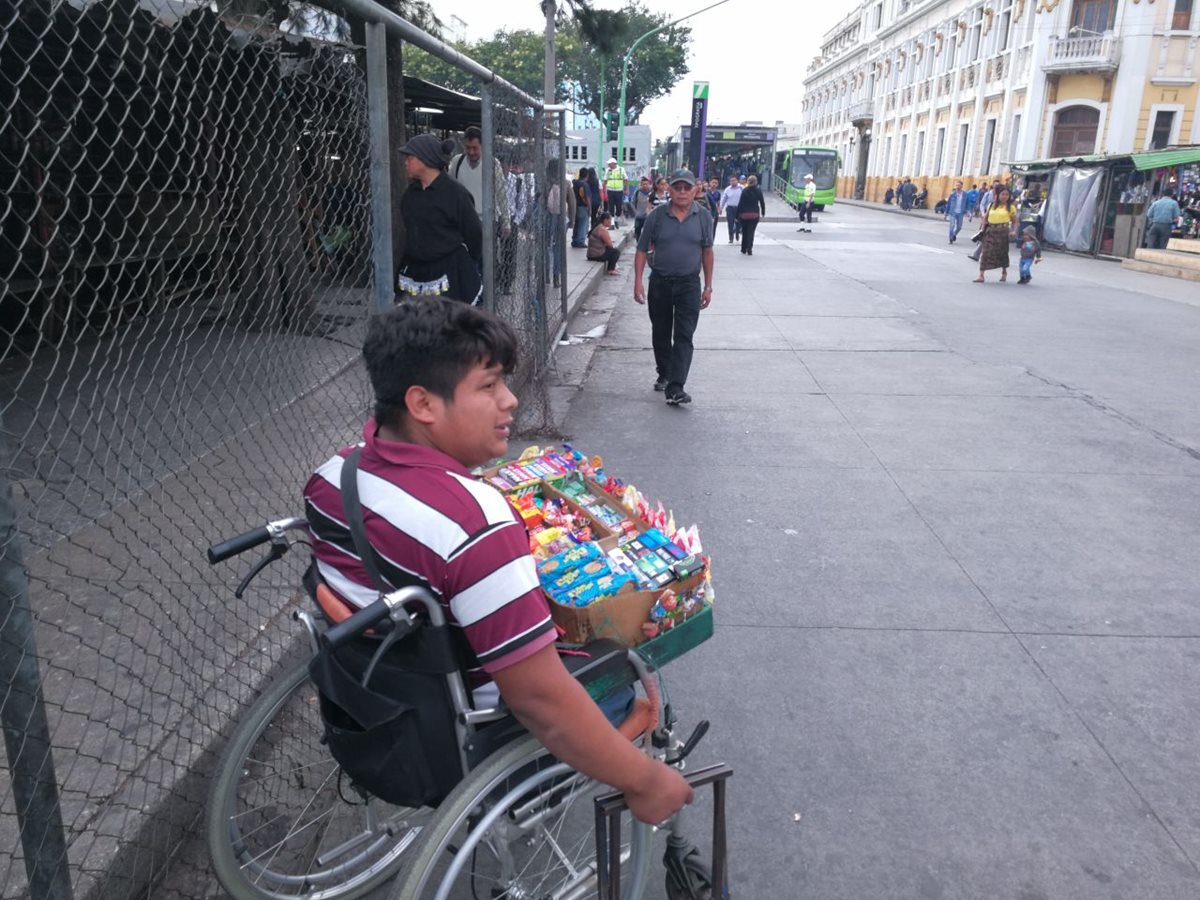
[633,169,714,407]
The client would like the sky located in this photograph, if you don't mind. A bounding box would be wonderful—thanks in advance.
[442,0,854,140]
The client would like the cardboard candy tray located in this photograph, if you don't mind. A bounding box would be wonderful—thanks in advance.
[575,604,714,703]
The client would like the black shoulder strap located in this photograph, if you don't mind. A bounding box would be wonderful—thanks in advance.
[340,447,389,596]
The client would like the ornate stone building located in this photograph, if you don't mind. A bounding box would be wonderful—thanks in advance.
[800,0,1199,202]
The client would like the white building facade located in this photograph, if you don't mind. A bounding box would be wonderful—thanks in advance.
[800,0,1200,203]
[562,125,652,183]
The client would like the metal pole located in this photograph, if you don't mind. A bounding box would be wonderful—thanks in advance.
[1,469,73,900]
[617,0,734,165]
[597,62,605,169]
[558,109,568,320]
[533,106,549,368]
[542,0,556,104]
[365,22,395,314]
[480,82,496,311]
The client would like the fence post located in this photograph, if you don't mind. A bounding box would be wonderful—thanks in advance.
[533,106,548,370]
[480,82,496,312]
[0,469,73,900]
[558,109,568,321]
[365,21,395,315]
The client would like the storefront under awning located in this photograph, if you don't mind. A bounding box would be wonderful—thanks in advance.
[1002,146,1200,257]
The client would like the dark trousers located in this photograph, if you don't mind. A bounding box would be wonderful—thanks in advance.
[634,216,647,240]
[497,221,518,293]
[725,208,741,241]
[647,273,701,390]
[588,246,620,271]
[606,189,624,220]
[800,200,814,223]
[740,219,759,253]
[1146,222,1172,249]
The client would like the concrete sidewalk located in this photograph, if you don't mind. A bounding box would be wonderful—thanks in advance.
[549,203,1200,899]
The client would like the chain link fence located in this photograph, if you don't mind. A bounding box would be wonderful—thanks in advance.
[0,1,567,896]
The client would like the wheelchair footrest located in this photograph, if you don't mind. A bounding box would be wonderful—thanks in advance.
[593,762,733,899]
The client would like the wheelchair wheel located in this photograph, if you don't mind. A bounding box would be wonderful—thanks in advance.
[391,733,652,900]
[206,660,432,900]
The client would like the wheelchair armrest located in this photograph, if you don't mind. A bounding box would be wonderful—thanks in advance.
[560,639,639,697]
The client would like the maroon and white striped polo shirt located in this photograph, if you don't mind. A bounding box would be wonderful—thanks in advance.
[303,421,556,683]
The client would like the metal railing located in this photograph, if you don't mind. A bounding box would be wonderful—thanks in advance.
[0,1,569,897]
[1045,31,1121,72]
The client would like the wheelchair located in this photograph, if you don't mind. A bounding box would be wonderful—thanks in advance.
[204,517,715,900]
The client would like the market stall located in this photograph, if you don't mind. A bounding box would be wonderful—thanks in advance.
[1006,146,1200,258]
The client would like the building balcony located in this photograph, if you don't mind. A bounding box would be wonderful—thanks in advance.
[848,99,874,126]
[1044,31,1120,73]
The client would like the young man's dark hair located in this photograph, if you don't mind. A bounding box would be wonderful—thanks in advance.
[363,300,517,429]
[463,125,483,142]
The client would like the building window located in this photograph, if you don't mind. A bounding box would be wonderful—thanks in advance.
[969,9,983,61]
[624,147,637,161]
[997,0,1014,50]
[934,126,946,174]
[956,123,970,172]
[1149,110,1176,149]
[1009,113,1022,160]
[580,146,588,159]
[914,131,926,174]
[981,119,997,172]
[1050,105,1099,156]
[874,2,883,28]
[1070,0,1116,33]
[1172,0,1193,29]
[943,34,957,73]
[898,133,908,173]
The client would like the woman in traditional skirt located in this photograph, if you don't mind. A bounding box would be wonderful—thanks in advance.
[396,134,484,304]
[974,186,1017,283]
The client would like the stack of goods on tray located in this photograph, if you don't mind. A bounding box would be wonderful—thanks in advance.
[479,445,711,645]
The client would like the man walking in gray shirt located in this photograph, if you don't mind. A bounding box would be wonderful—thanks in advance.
[634,169,715,406]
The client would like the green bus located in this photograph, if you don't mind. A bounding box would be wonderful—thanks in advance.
[774,146,840,211]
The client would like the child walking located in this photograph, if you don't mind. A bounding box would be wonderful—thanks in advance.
[1018,226,1042,284]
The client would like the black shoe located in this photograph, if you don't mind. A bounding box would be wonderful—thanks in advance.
[653,376,668,392]
[665,388,692,406]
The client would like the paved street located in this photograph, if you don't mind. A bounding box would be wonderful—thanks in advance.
[556,201,1200,899]
[153,202,1200,900]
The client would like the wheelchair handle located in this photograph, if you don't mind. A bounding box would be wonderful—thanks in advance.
[321,584,445,650]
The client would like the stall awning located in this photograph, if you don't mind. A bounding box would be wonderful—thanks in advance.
[1128,147,1200,171]
[1005,145,1200,173]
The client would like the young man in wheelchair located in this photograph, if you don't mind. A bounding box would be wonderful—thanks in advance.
[303,298,692,825]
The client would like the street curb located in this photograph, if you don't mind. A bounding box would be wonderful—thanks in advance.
[836,197,950,223]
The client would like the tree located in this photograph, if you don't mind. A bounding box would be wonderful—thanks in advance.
[403,3,689,126]
[564,3,690,124]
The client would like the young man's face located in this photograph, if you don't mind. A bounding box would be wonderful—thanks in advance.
[463,138,482,163]
[429,361,517,468]
[709,179,719,190]
[728,176,738,187]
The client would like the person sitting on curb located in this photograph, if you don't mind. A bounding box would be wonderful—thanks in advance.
[587,212,621,274]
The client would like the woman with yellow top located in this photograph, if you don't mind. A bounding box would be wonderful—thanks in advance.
[974,187,1018,283]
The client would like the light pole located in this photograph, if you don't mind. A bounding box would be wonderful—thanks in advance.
[616,0,734,170]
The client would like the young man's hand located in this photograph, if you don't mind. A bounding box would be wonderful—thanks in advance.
[623,757,694,824]
[634,282,646,305]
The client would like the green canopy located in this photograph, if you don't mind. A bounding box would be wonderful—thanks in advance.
[1129,146,1200,171]
[1005,145,1200,173]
